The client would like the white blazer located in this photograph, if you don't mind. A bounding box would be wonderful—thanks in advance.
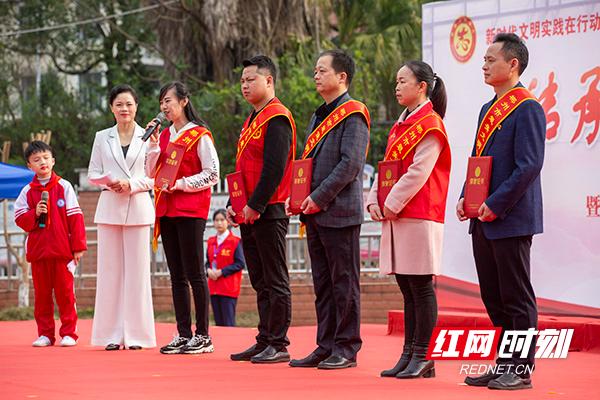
[88,124,155,226]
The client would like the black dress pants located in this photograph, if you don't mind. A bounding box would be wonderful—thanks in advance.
[472,221,538,369]
[240,218,291,350]
[160,217,209,338]
[305,220,362,360]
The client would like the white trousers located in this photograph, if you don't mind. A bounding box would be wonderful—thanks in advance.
[91,224,156,347]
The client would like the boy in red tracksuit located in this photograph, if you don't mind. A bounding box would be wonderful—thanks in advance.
[14,141,87,347]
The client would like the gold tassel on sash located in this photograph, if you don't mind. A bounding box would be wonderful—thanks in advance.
[299,223,306,239]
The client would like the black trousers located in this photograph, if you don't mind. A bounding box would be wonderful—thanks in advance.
[240,218,291,350]
[395,274,437,349]
[210,295,237,327]
[306,220,362,360]
[160,217,209,338]
[472,221,538,369]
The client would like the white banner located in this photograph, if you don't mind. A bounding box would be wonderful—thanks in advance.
[423,0,600,308]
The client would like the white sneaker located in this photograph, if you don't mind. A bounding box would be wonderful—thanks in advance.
[32,335,52,347]
[60,336,77,347]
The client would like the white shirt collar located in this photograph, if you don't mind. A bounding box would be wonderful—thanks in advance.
[169,121,198,139]
[216,229,230,245]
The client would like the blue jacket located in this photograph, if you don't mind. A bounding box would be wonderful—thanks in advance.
[467,83,546,239]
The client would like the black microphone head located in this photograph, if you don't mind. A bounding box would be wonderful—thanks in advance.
[41,191,49,201]
[156,112,166,123]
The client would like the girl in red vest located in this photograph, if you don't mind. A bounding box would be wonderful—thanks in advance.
[146,82,220,355]
[366,61,451,379]
[205,209,246,326]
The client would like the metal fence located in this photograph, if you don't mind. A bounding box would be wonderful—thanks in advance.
[0,217,382,291]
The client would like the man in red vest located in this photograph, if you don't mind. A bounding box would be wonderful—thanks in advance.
[227,55,296,364]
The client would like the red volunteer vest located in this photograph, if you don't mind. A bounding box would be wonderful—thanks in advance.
[386,102,451,223]
[155,126,212,219]
[234,98,296,204]
[206,234,243,298]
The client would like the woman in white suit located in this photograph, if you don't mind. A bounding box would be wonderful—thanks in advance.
[88,85,156,350]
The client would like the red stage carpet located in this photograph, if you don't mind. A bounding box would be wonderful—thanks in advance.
[388,276,600,352]
[1,319,599,400]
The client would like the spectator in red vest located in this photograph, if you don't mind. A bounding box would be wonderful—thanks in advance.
[146,82,220,355]
[205,209,246,327]
[366,61,450,379]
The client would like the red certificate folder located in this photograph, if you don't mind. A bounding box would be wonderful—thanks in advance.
[463,156,493,218]
[226,171,247,223]
[289,159,313,215]
[377,160,401,210]
[155,142,185,190]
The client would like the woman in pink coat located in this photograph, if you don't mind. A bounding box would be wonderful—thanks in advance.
[367,61,451,379]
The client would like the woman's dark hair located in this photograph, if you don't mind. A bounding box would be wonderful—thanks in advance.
[109,84,138,105]
[403,60,447,119]
[213,208,228,221]
[159,81,208,128]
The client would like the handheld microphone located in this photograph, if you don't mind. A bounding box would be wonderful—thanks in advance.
[39,191,49,228]
[142,112,166,142]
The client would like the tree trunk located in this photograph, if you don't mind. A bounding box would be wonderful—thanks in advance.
[150,0,314,84]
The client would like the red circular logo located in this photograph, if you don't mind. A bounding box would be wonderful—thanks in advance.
[450,16,476,63]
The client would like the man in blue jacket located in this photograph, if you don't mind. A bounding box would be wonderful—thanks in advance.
[457,33,546,390]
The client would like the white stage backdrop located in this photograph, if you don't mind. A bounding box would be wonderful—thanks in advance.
[422,0,600,308]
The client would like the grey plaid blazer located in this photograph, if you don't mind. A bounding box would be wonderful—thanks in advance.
[301,93,370,228]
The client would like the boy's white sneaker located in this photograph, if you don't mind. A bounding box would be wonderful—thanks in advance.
[32,336,52,347]
[60,336,77,347]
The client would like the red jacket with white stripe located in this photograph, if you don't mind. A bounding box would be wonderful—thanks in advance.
[14,172,87,262]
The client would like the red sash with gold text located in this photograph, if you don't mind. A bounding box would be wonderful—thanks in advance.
[235,99,296,161]
[475,87,537,156]
[301,100,371,159]
[383,113,446,161]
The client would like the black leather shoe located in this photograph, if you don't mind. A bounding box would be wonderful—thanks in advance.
[128,345,142,350]
[396,346,435,379]
[381,344,412,377]
[317,355,357,370]
[289,352,329,368]
[251,345,290,364]
[488,372,532,390]
[230,344,267,361]
[464,370,502,386]
[105,343,120,351]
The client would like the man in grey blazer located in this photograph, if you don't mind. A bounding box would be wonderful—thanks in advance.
[287,49,370,369]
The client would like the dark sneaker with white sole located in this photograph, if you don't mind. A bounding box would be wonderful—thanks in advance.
[160,336,190,354]
[179,335,214,354]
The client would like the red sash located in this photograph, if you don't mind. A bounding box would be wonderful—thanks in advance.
[301,100,371,159]
[236,99,296,161]
[154,126,211,185]
[475,87,537,156]
[152,126,212,252]
[383,113,446,161]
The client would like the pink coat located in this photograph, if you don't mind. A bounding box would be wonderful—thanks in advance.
[367,103,446,275]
